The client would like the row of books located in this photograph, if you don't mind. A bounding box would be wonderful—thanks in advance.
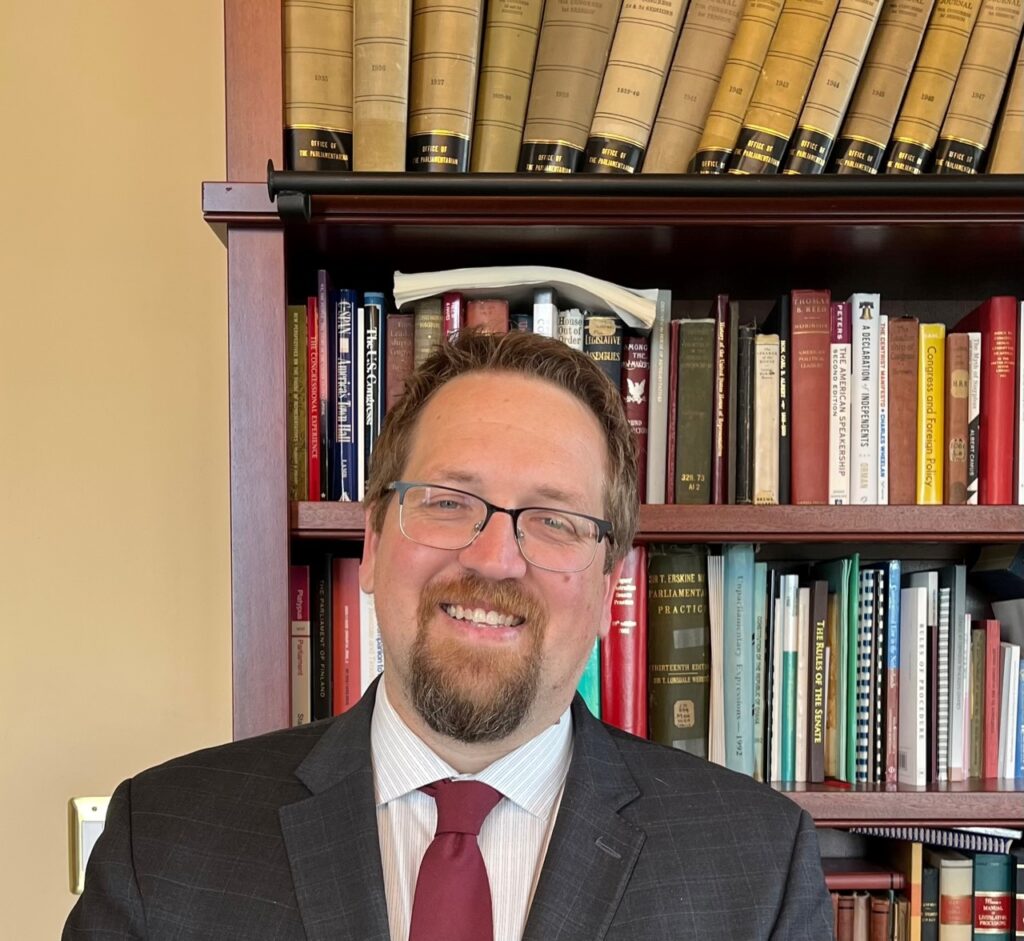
[282,0,1024,175]
[608,544,1024,784]
[825,841,1024,940]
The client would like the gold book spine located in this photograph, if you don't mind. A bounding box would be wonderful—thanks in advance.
[934,0,1024,173]
[584,0,690,173]
[644,0,747,171]
[519,0,625,172]
[728,0,844,173]
[353,0,411,171]
[832,0,936,173]
[988,33,1024,171]
[916,322,946,505]
[470,0,545,172]
[407,0,486,172]
[781,0,885,173]
[693,0,787,174]
[886,0,983,173]
[284,0,354,171]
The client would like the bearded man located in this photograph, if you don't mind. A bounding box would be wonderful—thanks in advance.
[65,330,833,941]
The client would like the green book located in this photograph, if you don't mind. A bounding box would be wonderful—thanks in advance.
[576,639,601,717]
[973,853,1013,940]
[286,304,309,503]
[674,319,715,504]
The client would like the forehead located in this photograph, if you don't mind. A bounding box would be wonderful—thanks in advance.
[402,370,609,504]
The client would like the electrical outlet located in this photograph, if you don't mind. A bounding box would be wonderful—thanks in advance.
[68,797,110,894]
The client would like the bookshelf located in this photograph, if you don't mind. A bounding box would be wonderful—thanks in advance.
[208,0,1024,827]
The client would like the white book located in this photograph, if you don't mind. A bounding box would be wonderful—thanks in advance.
[828,302,851,505]
[856,570,875,783]
[796,586,810,783]
[770,593,784,781]
[644,289,672,503]
[898,585,928,786]
[999,642,1020,778]
[361,588,383,694]
[355,305,366,499]
[967,331,982,505]
[1018,301,1024,503]
[532,287,557,338]
[937,586,950,783]
[753,561,769,783]
[877,313,889,505]
[558,307,585,350]
[848,292,880,504]
[944,562,970,782]
[290,566,312,727]
[707,553,726,767]
[754,334,780,505]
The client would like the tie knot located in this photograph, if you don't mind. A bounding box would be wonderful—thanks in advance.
[422,779,503,836]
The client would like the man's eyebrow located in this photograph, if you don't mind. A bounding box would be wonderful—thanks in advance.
[424,470,590,509]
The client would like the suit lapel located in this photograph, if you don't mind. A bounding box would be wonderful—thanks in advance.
[523,699,646,941]
[280,684,391,941]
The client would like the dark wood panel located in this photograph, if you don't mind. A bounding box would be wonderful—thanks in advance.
[229,228,288,739]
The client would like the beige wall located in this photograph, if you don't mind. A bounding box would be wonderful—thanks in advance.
[0,3,231,936]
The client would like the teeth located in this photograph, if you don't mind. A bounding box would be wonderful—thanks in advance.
[442,604,522,628]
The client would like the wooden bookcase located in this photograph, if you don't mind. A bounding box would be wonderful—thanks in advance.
[207,0,1024,827]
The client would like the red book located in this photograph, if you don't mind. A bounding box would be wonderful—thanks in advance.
[306,296,321,501]
[465,297,509,333]
[665,319,682,503]
[331,556,362,714]
[887,317,920,505]
[973,618,1003,779]
[442,291,464,338]
[385,312,414,413]
[789,289,832,504]
[621,334,651,504]
[950,296,1019,504]
[600,546,648,737]
[710,294,731,505]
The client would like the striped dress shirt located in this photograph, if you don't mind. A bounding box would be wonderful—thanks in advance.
[371,678,573,941]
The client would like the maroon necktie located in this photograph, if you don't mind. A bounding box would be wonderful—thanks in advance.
[408,779,504,941]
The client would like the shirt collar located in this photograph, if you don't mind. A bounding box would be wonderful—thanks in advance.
[370,675,573,819]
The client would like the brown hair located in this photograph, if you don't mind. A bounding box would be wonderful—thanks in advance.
[365,329,639,571]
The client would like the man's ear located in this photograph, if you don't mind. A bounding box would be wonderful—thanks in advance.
[358,506,379,594]
[596,554,628,640]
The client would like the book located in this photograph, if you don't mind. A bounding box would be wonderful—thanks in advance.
[692,0,787,174]
[558,307,586,350]
[331,555,361,714]
[872,840,924,941]
[999,642,1020,778]
[583,0,688,173]
[727,0,844,174]
[1012,845,1024,938]
[974,618,1003,778]
[406,0,485,171]
[622,333,651,504]
[796,584,811,782]
[899,585,928,786]
[825,592,842,778]
[831,0,937,173]
[966,330,982,504]
[974,853,1013,939]
[331,288,358,503]
[584,314,625,388]
[921,864,939,941]
[707,552,727,766]
[885,0,983,174]
[763,294,792,503]
[666,319,682,503]
[850,292,880,505]
[647,544,711,757]
[358,293,385,500]
[950,296,1019,505]
[939,563,969,782]
[933,0,1024,173]
[519,0,625,172]
[754,333,781,505]
[878,314,890,505]
[734,323,756,504]
[856,569,876,783]
[645,289,673,503]
[289,564,312,727]
[316,273,333,501]
[532,288,558,339]
[352,0,412,170]
[816,556,853,781]
[829,300,853,505]
[753,560,770,781]
[283,0,354,171]
[916,323,946,505]
[306,296,322,502]
[780,0,885,172]
[310,555,332,721]
[790,289,832,505]
[577,639,601,716]
[779,572,800,781]
[413,296,444,367]
[887,316,920,505]
[711,295,735,505]
[470,0,545,172]
[723,543,757,775]
[808,579,829,783]
[601,545,648,737]
[924,847,972,941]
[674,319,716,505]
[466,297,510,334]
[852,826,1023,853]
[643,0,747,172]
[385,312,414,413]
[442,290,465,338]
[823,856,908,890]
[286,305,309,503]
[944,332,970,504]
[988,35,1024,171]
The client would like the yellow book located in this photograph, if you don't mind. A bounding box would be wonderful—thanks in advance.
[916,323,945,505]
[986,21,1024,171]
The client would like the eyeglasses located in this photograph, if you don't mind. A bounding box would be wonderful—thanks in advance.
[388,481,613,574]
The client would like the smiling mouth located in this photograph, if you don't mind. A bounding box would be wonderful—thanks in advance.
[440,603,525,628]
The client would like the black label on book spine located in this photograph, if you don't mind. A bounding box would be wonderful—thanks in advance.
[286,128,353,172]
[933,138,984,175]
[885,140,932,175]
[517,141,583,173]
[583,136,644,173]
[728,127,790,174]
[691,149,730,174]
[781,127,833,174]
[407,133,470,172]
[830,137,884,174]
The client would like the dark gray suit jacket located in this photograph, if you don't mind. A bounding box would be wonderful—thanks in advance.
[64,685,834,940]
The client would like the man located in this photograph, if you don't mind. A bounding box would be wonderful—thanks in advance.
[65,330,834,940]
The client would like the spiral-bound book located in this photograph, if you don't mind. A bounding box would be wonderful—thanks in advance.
[850,825,1022,854]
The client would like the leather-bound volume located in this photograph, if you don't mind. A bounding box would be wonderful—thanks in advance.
[711,295,734,505]
[647,544,711,758]
[644,0,746,172]
[284,0,354,171]
[869,894,892,941]
[622,333,651,504]
[674,319,716,505]
[886,316,919,505]
[601,545,648,737]
[583,0,688,173]
[353,0,411,170]
[734,323,756,504]
[584,314,625,389]
[519,0,623,173]
[885,0,983,174]
[385,313,414,413]
[407,0,485,172]
[836,893,855,941]
[465,298,510,334]
[832,0,936,173]
[944,332,970,504]
[789,289,831,505]
[934,0,1024,174]
[988,36,1024,171]
[693,0,786,174]
[470,0,545,171]
[413,297,443,367]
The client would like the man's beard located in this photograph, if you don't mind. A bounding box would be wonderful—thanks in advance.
[409,574,548,743]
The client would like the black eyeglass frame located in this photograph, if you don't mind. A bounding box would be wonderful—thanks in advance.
[387,480,614,570]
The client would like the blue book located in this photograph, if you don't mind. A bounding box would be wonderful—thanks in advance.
[780,573,799,783]
[723,544,756,776]
[576,639,600,717]
[753,561,768,782]
[358,292,386,499]
[331,287,358,502]
[1017,657,1024,779]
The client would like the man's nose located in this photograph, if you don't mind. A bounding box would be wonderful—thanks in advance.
[457,509,529,579]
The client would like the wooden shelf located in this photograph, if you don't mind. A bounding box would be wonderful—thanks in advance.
[779,780,1024,826]
[292,501,1024,543]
